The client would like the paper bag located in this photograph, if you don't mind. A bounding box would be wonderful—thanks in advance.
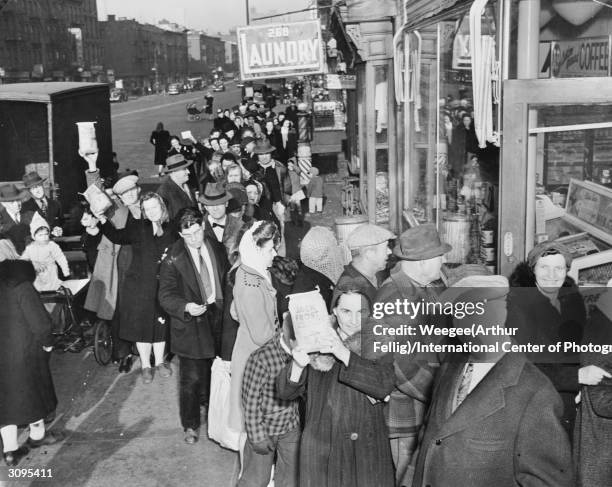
[81,183,113,215]
[76,122,98,154]
[287,289,331,352]
[181,130,193,140]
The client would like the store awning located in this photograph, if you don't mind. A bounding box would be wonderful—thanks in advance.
[329,7,362,68]
[404,0,472,30]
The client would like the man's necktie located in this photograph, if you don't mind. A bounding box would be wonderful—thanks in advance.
[198,251,213,302]
[212,223,225,229]
[453,362,474,412]
[39,198,48,218]
[182,184,193,201]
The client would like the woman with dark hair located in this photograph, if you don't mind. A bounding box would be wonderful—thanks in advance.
[96,192,177,384]
[0,259,63,466]
[277,288,396,487]
[150,122,170,176]
[508,240,595,437]
[228,220,281,437]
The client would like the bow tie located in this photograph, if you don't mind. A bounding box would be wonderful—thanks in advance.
[212,223,225,229]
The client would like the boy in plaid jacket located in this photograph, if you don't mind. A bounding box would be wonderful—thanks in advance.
[238,316,301,487]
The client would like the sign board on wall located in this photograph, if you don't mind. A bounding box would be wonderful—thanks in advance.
[325,74,356,89]
[549,36,611,78]
[237,20,325,80]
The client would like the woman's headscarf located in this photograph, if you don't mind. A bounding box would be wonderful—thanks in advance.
[238,220,271,283]
[300,226,346,283]
[527,241,573,269]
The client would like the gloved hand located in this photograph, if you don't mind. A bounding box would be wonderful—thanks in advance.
[251,437,274,455]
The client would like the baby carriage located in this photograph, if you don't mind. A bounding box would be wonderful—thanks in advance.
[43,236,114,365]
[186,103,205,122]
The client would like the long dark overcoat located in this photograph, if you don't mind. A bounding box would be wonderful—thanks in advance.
[0,260,57,425]
[277,348,396,487]
[101,215,176,343]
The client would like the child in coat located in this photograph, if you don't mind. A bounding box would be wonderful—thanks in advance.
[21,212,70,292]
[306,167,323,214]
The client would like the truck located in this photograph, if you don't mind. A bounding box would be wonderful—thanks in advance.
[0,82,114,215]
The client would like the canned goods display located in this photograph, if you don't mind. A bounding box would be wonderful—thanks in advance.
[481,230,494,245]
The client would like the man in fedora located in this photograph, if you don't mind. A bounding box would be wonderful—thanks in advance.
[200,182,242,264]
[21,172,63,237]
[0,184,32,253]
[363,223,451,487]
[253,139,290,219]
[157,154,197,225]
[337,223,396,303]
[411,266,572,487]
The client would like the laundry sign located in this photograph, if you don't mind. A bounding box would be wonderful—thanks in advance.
[237,20,325,80]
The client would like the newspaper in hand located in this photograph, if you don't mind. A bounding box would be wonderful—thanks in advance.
[287,289,331,353]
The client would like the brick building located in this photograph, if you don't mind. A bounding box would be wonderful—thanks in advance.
[100,15,188,94]
[0,0,103,83]
[186,31,225,81]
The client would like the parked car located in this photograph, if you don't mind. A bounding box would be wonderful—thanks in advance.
[213,81,225,92]
[168,83,183,95]
[109,88,128,102]
[236,80,245,88]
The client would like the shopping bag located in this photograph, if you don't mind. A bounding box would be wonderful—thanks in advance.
[208,357,240,451]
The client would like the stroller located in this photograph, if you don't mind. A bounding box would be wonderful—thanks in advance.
[186,103,205,122]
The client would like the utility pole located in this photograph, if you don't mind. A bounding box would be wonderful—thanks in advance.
[245,0,250,25]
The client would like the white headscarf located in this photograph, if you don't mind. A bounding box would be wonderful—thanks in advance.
[238,220,271,283]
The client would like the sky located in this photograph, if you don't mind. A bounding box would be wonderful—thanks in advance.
[96,0,312,35]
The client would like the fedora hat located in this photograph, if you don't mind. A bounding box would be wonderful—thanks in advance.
[22,171,47,189]
[0,183,30,202]
[199,182,231,206]
[163,154,193,174]
[253,140,276,154]
[393,223,452,261]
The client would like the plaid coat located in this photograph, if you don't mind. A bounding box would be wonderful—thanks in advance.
[362,265,443,438]
[242,333,300,444]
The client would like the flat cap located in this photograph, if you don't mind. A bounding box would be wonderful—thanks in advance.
[346,224,396,250]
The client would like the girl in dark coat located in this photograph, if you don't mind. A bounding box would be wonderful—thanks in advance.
[277,289,396,487]
[507,241,588,437]
[0,259,62,466]
[150,122,171,176]
[98,192,176,384]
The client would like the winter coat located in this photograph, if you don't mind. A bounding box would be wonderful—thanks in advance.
[158,238,228,359]
[277,336,396,487]
[0,205,31,254]
[0,260,57,425]
[150,129,171,165]
[507,261,586,436]
[574,305,612,486]
[228,264,278,432]
[100,215,176,343]
[156,177,198,224]
[291,263,334,312]
[21,197,63,230]
[411,352,573,487]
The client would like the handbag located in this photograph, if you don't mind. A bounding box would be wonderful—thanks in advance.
[208,357,240,451]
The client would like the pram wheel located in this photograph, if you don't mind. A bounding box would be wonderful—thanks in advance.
[93,319,113,366]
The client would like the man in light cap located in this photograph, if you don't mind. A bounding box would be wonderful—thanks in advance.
[411,265,572,487]
[336,223,396,303]
[363,223,450,486]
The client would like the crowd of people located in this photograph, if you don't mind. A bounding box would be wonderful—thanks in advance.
[0,97,611,487]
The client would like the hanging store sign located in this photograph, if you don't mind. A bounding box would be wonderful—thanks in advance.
[325,74,356,89]
[237,20,325,81]
[550,36,611,78]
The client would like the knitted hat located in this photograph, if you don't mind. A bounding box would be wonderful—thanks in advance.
[527,241,573,269]
[300,226,346,283]
[30,211,50,238]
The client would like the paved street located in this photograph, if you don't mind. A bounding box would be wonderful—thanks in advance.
[110,83,241,176]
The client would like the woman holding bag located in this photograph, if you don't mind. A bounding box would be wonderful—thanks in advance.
[228,220,280,438]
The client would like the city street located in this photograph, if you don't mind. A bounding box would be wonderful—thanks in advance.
[110,82,242,175]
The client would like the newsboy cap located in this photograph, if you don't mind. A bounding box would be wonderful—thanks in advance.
[346,224,396,250]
